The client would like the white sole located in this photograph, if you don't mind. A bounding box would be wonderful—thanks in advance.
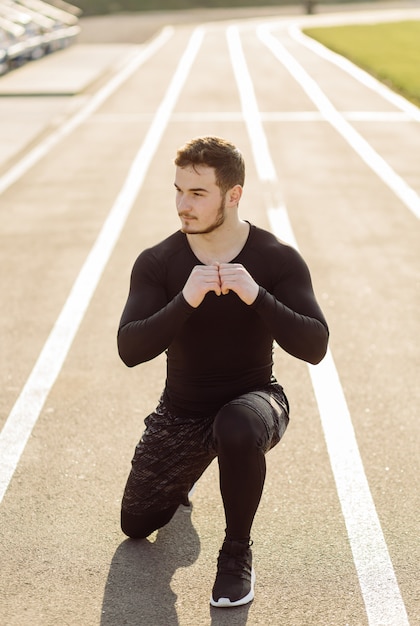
[210,567,255,608]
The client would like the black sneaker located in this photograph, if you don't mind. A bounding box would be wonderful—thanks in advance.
[210,539,255,608]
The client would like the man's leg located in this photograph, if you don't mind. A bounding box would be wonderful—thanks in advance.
[214,402,267,542]
[210,385,289,607]
[120,396,216,540]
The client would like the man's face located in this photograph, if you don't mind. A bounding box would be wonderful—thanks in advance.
[175,165,226,235]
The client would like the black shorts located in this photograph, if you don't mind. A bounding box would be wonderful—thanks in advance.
[121,383,289,516]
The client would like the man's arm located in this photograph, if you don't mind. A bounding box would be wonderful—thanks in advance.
[251,246,329,365]
[215,251,328,365]
[252,287,328,364]
[117,252,194,367]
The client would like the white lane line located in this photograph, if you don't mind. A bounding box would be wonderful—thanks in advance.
[226,26,276,183]
[307,351,410,626]
[289,22,420,123]
[258,24,420,221]
[0,27,204,504]
[270,207,410,626]
[227,25,410,626]
[0,27,174,197]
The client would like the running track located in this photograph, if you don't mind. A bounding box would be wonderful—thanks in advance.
[0,5,419,625]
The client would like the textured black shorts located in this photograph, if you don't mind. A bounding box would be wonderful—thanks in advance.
[121,383,289,516]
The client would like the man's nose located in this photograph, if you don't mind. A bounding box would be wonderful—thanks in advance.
[177,195,192,212]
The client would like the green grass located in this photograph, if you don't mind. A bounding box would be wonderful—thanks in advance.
[303,21,420,107]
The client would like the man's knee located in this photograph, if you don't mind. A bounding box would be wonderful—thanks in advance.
[120,506,177,539]
[213,403,265,452]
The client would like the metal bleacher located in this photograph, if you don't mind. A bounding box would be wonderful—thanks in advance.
[0,0,81,75]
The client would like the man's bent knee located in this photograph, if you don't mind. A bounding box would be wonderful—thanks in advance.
[121,506,178,539]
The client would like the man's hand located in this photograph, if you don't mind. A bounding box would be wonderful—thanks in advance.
[182,264,222,308]
[218,263,259,305]
[183,263,259,308]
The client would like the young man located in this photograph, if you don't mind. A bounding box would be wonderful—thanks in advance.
[117,136,328,607]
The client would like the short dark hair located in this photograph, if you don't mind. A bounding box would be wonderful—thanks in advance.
[174,136,245,194]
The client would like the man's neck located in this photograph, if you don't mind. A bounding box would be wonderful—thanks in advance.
[186,220,250,265]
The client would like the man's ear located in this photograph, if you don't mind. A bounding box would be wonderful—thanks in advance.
[227,184,243,206]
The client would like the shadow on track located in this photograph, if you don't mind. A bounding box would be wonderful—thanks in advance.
[101,505,200,626]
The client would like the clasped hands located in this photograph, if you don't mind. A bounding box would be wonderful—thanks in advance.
[182,262,259,308]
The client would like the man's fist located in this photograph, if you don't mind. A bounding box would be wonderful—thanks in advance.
[183,263,259,308]
[182,264,221,308]
[218,263,259,305]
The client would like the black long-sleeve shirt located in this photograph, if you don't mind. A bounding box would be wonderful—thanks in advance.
[118,224,329,417]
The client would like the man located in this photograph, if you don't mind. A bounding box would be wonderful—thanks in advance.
[117,136,328,608]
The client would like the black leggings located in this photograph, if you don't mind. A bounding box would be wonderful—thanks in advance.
[121,393,288,541]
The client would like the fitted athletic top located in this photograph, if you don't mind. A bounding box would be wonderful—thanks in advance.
[118,224,328,417]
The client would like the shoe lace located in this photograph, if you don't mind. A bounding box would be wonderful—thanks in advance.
[217,543,252,577]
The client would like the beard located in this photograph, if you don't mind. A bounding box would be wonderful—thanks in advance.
[180,198,226,235]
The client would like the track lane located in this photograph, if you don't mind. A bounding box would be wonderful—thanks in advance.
[244,20,419,623]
